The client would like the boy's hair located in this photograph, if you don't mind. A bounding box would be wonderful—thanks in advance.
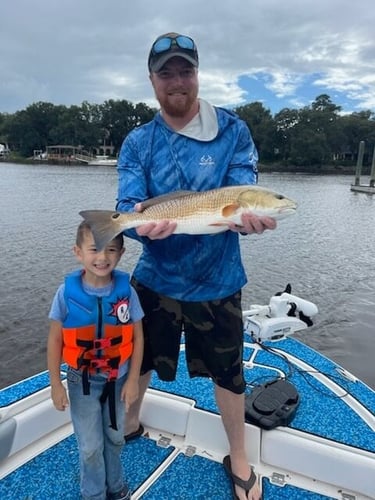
[76,221,124,248]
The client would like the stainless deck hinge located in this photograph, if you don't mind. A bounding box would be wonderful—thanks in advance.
[341,493,356,500]
[270,472,286,486]
[157,435,171,448]
[185,445,196,457]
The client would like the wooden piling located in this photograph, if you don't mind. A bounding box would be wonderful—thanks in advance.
[370,145,375,188]
[350,141,375,194]
[354,140,365,186]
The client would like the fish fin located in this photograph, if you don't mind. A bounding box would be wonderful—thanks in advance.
[138,190,194,210]
[222,203,240,217]
[79,210,124,252]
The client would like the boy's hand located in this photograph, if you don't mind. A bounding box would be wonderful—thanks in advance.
[121,378,140,412]
[51,383,69,411]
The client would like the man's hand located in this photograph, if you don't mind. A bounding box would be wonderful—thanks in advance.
[135,220,177,239]
[134,201,177,239]
[228,213,277,234]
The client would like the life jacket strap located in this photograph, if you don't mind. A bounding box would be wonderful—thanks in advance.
[100,379,118,430]
[78,356,120,373]
[78,356,120,430]
[77,336,122,350]
[82,367,90,395]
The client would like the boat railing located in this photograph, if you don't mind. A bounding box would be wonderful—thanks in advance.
[0,380,72,478]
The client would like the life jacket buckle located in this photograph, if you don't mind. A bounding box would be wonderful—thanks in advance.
[90,358,110,369]
[107,368,119,381]
[93,338,112,349]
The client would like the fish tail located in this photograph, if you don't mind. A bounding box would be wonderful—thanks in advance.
[79,210,125,251]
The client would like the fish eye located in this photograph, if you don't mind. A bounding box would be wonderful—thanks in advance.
[275,194,285,200]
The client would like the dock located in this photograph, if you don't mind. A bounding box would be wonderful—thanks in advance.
[350,184,375,194]
[350,141,375,194]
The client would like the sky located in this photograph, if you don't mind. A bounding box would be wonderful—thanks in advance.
[1,0,375,116]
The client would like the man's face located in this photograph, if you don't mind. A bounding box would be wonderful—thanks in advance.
[150,57,199,118]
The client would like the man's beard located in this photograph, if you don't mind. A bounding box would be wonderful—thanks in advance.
[159,91,197,118]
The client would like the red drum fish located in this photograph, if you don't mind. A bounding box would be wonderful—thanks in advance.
[80,185,297,251]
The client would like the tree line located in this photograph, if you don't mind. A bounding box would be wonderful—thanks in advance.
[1,94,374,169]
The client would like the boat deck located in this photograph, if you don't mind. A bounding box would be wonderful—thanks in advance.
[151,336,375,451]
[1,430,339,499]
[1,336,374,499]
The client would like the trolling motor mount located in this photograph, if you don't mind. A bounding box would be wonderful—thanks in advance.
[243,285,318,341]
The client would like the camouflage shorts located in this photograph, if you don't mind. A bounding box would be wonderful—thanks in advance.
[131,278,246,394]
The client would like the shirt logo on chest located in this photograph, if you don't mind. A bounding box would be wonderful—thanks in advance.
[199,154,215,167]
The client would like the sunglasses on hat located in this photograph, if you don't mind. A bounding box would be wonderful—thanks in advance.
[148,34,199,72]
[151,35,197,55]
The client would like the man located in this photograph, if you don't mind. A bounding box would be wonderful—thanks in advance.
[116,32,275,500]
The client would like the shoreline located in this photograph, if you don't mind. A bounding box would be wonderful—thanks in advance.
[1,157,361,175]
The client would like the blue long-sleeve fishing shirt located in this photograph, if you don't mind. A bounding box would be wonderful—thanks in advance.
[116,105,258,301]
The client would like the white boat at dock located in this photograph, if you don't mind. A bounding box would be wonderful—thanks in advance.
[88,155,117,166]
[76,154,117,166]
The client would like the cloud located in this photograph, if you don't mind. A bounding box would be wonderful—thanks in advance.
[198,72,247,107]
[260,72,304,99]
[1,0,374,114]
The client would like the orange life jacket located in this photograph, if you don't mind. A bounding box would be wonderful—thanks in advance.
[62,269,134,429]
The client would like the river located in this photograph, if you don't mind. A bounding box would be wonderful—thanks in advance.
[1,162,374,390]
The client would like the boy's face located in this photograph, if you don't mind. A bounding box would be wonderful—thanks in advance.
[73,229,124,284]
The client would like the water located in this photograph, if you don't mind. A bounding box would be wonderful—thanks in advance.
[1,163,374,390]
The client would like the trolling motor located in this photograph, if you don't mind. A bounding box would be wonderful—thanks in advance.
[243,284,318,342]
[243,285,318,429]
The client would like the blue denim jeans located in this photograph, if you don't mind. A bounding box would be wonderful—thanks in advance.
[67,368,127,500]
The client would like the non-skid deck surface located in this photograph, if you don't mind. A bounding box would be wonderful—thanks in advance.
[150,338,375,452]
[0,433,336,499]
[0,435,171,499]
[0,372,54,407]
[1,339,374,498]
[0,365,68,407]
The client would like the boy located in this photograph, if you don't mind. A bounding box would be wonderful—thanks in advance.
[47,221,144,500]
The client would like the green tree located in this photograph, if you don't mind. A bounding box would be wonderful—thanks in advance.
[339,111,375,164]
[49,105,82,146]
[100,99,155,152]
[6,102,61,156]
[2,94,374,167]
[273,108,299,163]
[234,102,276,161]
[75,101,103,151]
[0,112,11,145]
[310,94,345,160]
[311,94,341,113]
[277,95,345,168]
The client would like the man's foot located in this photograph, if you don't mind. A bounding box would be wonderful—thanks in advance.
[223,455,261,499]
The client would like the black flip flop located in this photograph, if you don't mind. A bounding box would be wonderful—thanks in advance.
[223,455,260,499]
[124,424,144,442]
